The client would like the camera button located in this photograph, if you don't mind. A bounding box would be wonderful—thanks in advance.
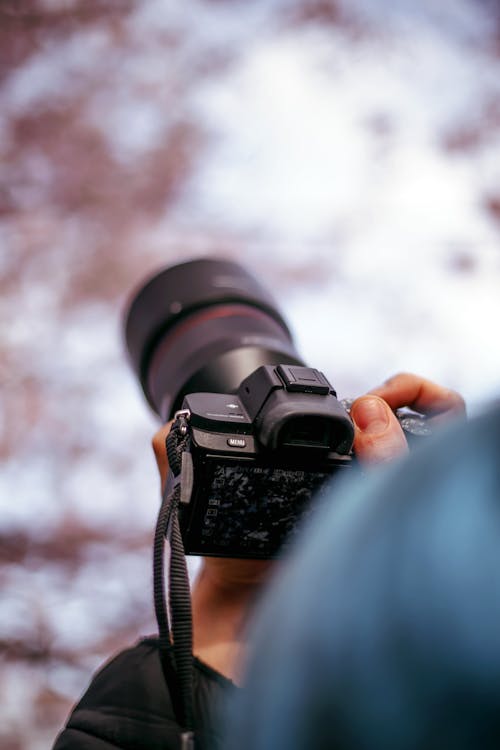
[227,438,247,448]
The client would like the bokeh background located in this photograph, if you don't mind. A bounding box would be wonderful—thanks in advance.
[1,1,500,748]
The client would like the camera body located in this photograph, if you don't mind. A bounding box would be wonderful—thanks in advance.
[172,363,354,558]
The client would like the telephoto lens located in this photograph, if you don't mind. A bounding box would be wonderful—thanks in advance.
[124,258,305,420]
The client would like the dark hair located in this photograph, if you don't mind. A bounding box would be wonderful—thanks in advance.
[224,404,500,750]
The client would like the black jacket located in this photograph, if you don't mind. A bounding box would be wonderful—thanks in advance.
[53,637,235,750]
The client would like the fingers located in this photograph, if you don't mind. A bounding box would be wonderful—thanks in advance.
[351,395,409,465]
[352,373,466,466]
[151,420,174,491]
[369,372,466,417]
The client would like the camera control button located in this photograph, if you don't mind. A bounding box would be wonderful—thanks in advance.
[227,437,247,448]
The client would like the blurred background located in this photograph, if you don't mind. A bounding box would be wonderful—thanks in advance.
[1,1,500,748]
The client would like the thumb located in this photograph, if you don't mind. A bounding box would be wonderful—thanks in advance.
[351,395,408,465]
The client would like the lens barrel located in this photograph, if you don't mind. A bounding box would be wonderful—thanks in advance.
[124,258,304,420]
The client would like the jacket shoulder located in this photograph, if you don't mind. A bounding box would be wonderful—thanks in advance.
[52,638,235,750]
[53,638,183,750]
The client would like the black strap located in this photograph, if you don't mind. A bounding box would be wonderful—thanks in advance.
[152,415,195,744]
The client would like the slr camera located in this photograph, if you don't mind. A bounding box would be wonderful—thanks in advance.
[124,258,424,559]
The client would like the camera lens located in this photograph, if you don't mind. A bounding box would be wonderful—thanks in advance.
[124,258,304,420]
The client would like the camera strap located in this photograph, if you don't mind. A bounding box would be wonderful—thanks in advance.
[153,412,195,749]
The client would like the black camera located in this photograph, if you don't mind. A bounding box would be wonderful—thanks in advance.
[170,363,354,557]
[124,258,423,559]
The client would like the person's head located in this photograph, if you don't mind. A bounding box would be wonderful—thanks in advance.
[224,404,500,750]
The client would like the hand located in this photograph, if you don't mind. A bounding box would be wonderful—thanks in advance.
[152,420,173,492]
[351,372,466,465]
[150,374,466,681]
